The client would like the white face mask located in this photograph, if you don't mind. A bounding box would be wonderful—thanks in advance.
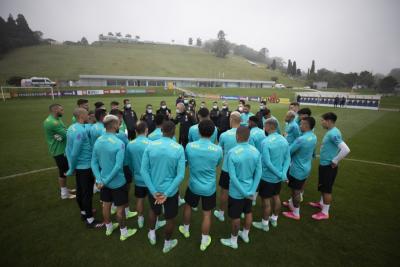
[201,104,205,108]
[222,105,227,109]
[126,104,131,109]
[238,107,243,112]
[213,105,218,109]
[260,105,265,110]
[161,105,167,109]
[184,100,189,104]
[176,109,180,113]
[147,109,153,113]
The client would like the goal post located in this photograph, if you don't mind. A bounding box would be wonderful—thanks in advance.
[0,86,56,101]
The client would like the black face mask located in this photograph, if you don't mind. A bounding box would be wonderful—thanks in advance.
[57,113,63,117]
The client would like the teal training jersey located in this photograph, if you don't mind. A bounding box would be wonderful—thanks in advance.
[89,122,105,147]
[227,143,262,199]
[147,127,177,142]
[285,120,301,145]
[263,115,281,134]
[260,132,290,183]
[188,124,218,144]
[91,133,126,189]
[186,138,223,196]
[240,112,254,127]
[66,123,92,174]
[126,135,151,187]
[141,137,185,197]
[219,128,238,172]
[289,131,317,180]
[320,127,343,166]
[249,126,266,152]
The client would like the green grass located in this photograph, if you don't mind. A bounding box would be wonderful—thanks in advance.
[0,43,304,87]
[0,94,399,266]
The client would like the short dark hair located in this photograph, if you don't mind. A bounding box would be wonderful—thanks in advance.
[77,99,88,106]
[95,108,107,121]
[239,99,246,105]
[290,102,299,106]
[162,121,175,137]
[111,101,119,106]
[264,108,271,116]
[198,119,215,138]
[94,101,104,109]
[198,108,209,119]
[244,104,251,109]
[49,103,61,111]
[154,114,165,126]
[109,109,123,117]
[136,121,148,134]
[123,99,129,104]
[249,116,259,124]
[236,126,250,141]
[321,112,337,122]
[298,107,312,116]
[302,116,316,130]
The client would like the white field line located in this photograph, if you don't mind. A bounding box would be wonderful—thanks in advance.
[0,157,399,181]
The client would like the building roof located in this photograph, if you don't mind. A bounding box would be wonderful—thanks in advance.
[79,74,275,84]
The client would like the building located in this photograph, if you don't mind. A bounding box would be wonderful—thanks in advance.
[78,75,275,88]
[313,81,328,89]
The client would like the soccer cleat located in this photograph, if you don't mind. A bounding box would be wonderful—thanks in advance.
[111,206,117,215]
[312,212,329,220]
[120,228,137,241]
[238,230,249,243]
[138,218,144,229]
[213,210,225,222]
[200,236,212,251]
[61,193,76,200]
[282,211,300,220]
[252,221,269,232]
[148,232,156,245]
[86,219,104,229]
[252,200,256,206]
[220,238,238,249]
[308,202,322,209]
[240,213,244,219]
[106,223,119,236]
[178,197,186,207]
[68,188,77,193]
[270,219,278,228]
[156,220,166,230]
[163,239,178,253]
[126,211,138,219]
[178,225,190,238]
[192,207,198,212]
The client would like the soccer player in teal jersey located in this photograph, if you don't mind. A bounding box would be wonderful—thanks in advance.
[309,112,350,220]
[262,108,282,135]
[220,126,262,249]
[214,111,241,222]
[89,108,107,147]
[188,108,218,144]
[126,121,166,229]
[91,115,137,241]
[284,110,301,145]
[282,117,317,220]
[240,104,254,127]
[179,119,223,251]
[141,121,186,253]
[253,118,290,232]
[71,99,89,124]
[43,104,75,199]
[148,114,177,142]
[289,102,300,125]
[66,108,101,228]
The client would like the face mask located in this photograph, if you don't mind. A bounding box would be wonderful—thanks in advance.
[161,105,167,109]
[57,112,63,117]
[239,107,243,112]
[260,105,265,110]
[200,104,205,108]
[184,100,189,104]
[213,105,218,109]
[176,109,180,114]
[222,105,227,109]
[147,109,153,113]
[126,104,131,109]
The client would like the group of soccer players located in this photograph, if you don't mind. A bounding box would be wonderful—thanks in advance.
[43,97,350,253]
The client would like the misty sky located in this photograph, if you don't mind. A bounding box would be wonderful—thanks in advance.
[1,0,399,74]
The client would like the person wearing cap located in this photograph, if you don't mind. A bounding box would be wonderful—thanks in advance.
[140,104,156,134]
[91,114,137,241]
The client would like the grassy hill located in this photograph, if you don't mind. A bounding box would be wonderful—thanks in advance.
[0,43,304,86]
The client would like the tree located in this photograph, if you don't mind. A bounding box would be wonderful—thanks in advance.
[287,59,292,75]
[135,35,140,40]
[125,34,132,38]
[258,47,268,63]
[271,59,276,70]
[292,61,297,76]
[188,37,193,45]
[310,60,315,75]
[116,32,122,37]
[378,76,398,93]
[196,37,202,47]
[271,76,278,82]
[80,37,88,46]
[213,30,229,58]
[389,68,400,82]
[296,69,302,76]
[358,71,374,88]
[108,32,113,36]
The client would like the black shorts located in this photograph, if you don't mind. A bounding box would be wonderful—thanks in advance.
[228,196,252,219]
[54,154,68,178]
[148,192,179,220]
[123,165,132,184]
[218,170,230,190]
[184,187,216,211]
[288,174,306,190]
[318,165,338,194]
[258,180,281,199]
[100,183,129,206]
[135,185,148,198]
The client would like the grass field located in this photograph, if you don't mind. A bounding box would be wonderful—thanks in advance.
[0,91,399,266]
[0,43,305,87]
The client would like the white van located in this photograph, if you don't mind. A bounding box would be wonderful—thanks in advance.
[21,77,56,87]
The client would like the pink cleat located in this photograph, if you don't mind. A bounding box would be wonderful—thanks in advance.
[282,201,289,207]
[312,212,329,220]
[282,211,300,220]
[308,202,322,209]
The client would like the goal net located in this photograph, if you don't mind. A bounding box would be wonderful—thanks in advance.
[1,86,56,101]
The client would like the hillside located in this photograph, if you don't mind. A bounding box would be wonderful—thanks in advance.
[0,43,304,86]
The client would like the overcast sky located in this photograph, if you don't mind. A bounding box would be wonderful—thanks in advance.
[1,0,399,74]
